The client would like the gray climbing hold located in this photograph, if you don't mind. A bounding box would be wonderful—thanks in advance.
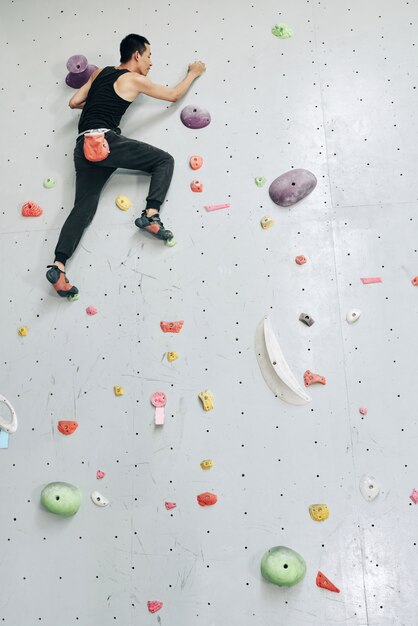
[269,169,317,207]
[180,105,211,129]
[299,313,315,327]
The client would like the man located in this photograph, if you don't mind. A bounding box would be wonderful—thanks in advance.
[46,33,206,298]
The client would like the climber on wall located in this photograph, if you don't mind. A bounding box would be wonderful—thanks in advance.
[46,33,206,297]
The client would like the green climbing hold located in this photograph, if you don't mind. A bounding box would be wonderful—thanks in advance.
[43,177,56,189]
[260,546,306,587]
[41,481,82,516]
[68,293,80,302]
[255,176,266,187]
[272,24,294,39]
[166,238,177,247]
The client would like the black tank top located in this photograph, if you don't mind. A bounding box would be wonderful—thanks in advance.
[78,67,132,133]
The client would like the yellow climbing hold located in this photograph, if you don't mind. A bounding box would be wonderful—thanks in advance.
[114,386,124,396]
[115,195,132,211]
[200,459,213,470]
[167,352,178,362]
[260,215,274,229]
[18,326,28,336]
[309,504,329,522]
[199,390,215,411]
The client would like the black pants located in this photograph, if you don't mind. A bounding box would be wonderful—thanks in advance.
[54,129,174,264]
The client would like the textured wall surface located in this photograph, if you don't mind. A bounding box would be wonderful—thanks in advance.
[1,0,418,624]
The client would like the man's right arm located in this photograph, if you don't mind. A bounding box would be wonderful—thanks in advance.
[135,62,206,102]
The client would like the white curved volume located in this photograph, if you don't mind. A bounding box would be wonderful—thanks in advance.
[0,394,18,433]
[255,317,311,406]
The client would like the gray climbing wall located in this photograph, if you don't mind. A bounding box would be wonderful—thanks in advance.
[1,0,418,623]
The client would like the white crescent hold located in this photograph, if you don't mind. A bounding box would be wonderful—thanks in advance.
[0,394,18,433]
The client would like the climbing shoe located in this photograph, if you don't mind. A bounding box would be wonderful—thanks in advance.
[135,211,173,241]
[46,265,79,298]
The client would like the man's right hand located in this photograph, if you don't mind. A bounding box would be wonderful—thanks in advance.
[188,61,206,76]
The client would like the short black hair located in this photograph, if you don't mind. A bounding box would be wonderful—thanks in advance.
[120,34,150,63]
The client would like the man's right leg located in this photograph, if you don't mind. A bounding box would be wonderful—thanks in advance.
[47,165,115,297]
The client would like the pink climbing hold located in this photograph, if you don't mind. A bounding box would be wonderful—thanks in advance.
[410,489,418,504]
[360,277,382,284]
[96,470,105,479]
[359,407,368,415]
[189,155,203,170]
[165,501,177,510]
[147,601,163,614]
[411,276,418,286]
[304,370,326,387]
[160,320,184,333]
[86,306,98,316]
[22,201,43,217]
[190,179,203,192]
[204,203,230,212]
[295,255,307,265]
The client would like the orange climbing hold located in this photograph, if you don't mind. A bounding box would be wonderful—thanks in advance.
[412,276,418,286]
[22,201,43,217]
[295,255,307,265]
[160,320,184,333]
[316,571,340,593]
[304,370,326,386]
[189,155,203,170]
[57,421,78,435]
[197,492,218,507]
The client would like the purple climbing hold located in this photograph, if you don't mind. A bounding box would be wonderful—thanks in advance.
[269,169,317,207]
[65,64,98,89]
[180,105,211,129]
[66,54,88,74]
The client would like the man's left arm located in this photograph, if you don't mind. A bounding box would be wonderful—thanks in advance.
[68,69,101,109]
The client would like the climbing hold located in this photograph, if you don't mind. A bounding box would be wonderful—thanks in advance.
[165,501,176,510]
[346,309,361,324]
[411,276,418,286]
[167,351,178,362]
[409,488,418,504]
[199,390,215,411]
[160,320,184,333]
[304,370,326,386]
[151,391,167,425]
[360,277,382,284]
[260,215,274,229]
[359,407,368,415]
[21,201,43,217]
[190,179,203,192]
[255,316,311,406]
[0,394,18,434]
[316,571,340,593]
[180,105,211,129]
[359,475,380,501]
[86,306,97,316]
[65,64,98,89]
[200,459,213,470]
[204,203,230,212]
[197,492,218,507]
[255,176,266,187]
[295,255,307,265]
[269,169,317,207]
[299,313,315,327]
[115,195,132,211]
[113,386,124,396]
[18,326,28,336]
[189,155,203,170]
[147,601,163,614]
[68,293,80,302]
[309,504,329,522]
[66,54,88,73]
[96,470,105,479]
[260,546,306,587]
[166,237,177,247]
[57,421,78,435]
[272,23,294,39]
[41,482,81,516]
[91,491,109,507]
[43,177,56,189]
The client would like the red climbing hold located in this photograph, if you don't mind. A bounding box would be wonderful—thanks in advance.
[165,501,176,510]
[304,370,326,386]
[411,276,418,286]
[147,600,163,614]
[316,571,340,593]
[160,320,184,333]
[57,421,78,435]
[197,492,218,507]
[295,255,307,265]
[22,201,43,217]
